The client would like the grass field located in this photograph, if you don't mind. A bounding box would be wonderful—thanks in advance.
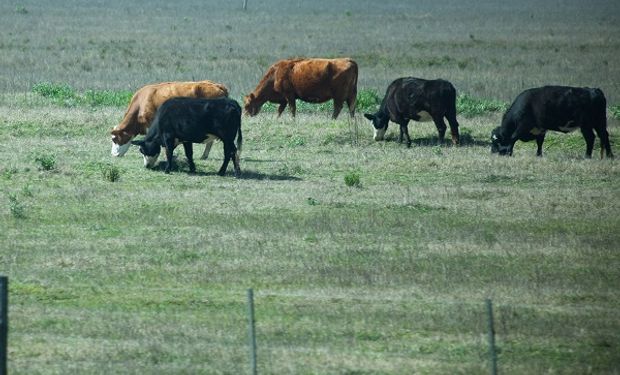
[1,1,620,374]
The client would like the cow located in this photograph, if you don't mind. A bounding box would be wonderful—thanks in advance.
[130,97,242,177]
[110,80,228,157]
[491,86,613,158]
[363,77,460,148]
[243,58,358,119]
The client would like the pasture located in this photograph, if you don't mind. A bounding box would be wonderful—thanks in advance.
[1,0,620,374]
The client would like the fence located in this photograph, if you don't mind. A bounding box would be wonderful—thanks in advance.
[0,282,502,375]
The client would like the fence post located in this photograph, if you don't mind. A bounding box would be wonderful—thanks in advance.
[0,276,8,375]
[486,298,498,375]
[243,0,248,10]
[247,288,257,375]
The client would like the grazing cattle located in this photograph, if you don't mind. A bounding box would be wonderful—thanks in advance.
[364,77,460,147]
[131,97,242,177]
[491,86,613,158]
[110,80,228,157]
[244,57,358,118]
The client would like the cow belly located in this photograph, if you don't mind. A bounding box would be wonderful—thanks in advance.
[558,121,579,133]
[202,134,220,143]
[415,111,433,122]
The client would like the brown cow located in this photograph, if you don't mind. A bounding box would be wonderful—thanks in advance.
[243,58,358,119]
[110,80,228,157]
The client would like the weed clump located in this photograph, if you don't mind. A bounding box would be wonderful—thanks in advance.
[34,153,56,171]
[101,164,122,182]
[8,193,26,219]
[344,171,361,187]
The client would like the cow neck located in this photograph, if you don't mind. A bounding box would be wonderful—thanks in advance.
[378,94,390,118]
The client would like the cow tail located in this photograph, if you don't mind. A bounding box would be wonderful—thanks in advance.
[236,126,243,154]
[234,104,243,154]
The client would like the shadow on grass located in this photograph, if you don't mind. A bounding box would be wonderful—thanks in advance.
[237,170,302,181]
[151,161,301,180]
[385,132,490,147]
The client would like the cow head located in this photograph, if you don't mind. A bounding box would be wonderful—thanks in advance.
[131,139,160,168]
[243,93,260,116]
[364,112,389,141]
[110,129,134,157]
[490,127,512,156]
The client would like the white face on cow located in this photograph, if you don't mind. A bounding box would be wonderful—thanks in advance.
[142,153,160,168]
[111,138,132,157]
[374,127,387,141]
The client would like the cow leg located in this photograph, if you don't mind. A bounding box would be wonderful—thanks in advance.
[200,137,215,160]
[432,115,448,144]
[581,127,595,158]
[398,127,404,143]
[332,99,344,119]
[399,122,412,148]
[277,102,287,117]
[346,93,357,118]
[593,126,614,159]
[535,133,546,157]
[286,97,297,118]
[218,141,234,176]
[183,142,196,173]
[164,139,175,174]
[445,109,461,145]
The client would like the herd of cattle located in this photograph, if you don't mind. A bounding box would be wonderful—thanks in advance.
[109,57,614,176]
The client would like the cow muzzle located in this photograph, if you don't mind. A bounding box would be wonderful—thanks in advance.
[373,127,387,141]
[111,141,131,157]
[143,154,160,168]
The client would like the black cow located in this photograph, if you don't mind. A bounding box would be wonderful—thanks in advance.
[131,97,242,176]
[491,86,613,158]
[364,77,460,147]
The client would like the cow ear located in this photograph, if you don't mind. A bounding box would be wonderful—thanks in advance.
[364,113,375,121]
[131,140,145,146]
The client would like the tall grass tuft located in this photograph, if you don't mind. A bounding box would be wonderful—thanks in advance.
[610,105,620,120]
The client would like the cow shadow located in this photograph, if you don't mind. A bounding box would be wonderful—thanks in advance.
[388,132,490,147]
[237,170,302,181]
[151,161,301,181]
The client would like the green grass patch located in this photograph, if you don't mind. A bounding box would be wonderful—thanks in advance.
[457,94,507,118]
[610,105,620,120]
[32,82,132,107]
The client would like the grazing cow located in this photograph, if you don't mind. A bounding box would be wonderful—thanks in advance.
[131,97,242,177]
[364,77,460,147]
[110,80,228,157]
[244,58,358,118]
[491,86,613,158]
